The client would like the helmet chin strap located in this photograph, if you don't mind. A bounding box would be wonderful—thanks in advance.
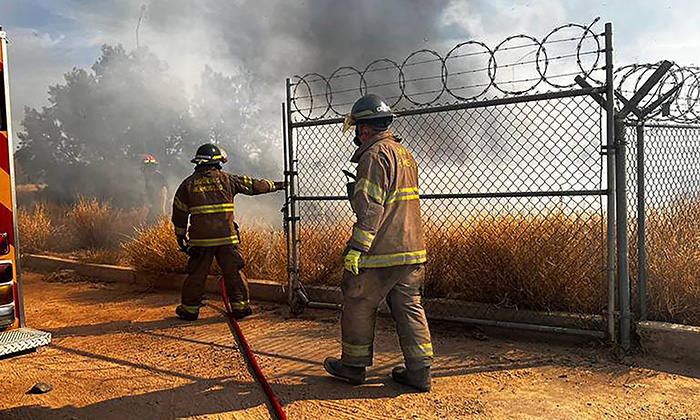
[353,126,362,147]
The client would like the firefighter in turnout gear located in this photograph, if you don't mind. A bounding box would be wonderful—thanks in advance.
[172,144,284,321]
[324,94,434,392]
[142,154,168,224]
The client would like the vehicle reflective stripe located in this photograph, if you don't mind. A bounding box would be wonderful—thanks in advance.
[188,235,240,247]
[386,187,420,204]
[342,341,372,357]
[355,178,385,204]
[189,203,235,214]
[404,342,434,358]
[181,304,200,314]
[174,226,187,236]
[359,250,427,268]
[352,226,375,248]
[173,196,189,212]
[264,179,275,191]
[229,300,250,310]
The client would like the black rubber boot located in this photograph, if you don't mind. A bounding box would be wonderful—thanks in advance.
[176,305,199,321]
[392,366,431,392]
[230,306,253,320]
[323,357,366,385]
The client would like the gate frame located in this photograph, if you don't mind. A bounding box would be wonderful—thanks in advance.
[283,22,628,343]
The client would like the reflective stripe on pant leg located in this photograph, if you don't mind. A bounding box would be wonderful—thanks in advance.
[182,248,216,306]
[180,304,200,314]
[340,269,383,367]
[386,264,433,370]
[229,300,250,310]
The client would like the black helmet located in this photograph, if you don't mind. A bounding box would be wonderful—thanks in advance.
[191,143,228,165]
[342,94,395,133]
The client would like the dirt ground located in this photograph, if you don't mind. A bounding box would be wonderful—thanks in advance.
[1,272,700,420]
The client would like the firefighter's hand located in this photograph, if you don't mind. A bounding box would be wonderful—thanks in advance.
[274,181,287,191]
[176,235,188,253]
[344,249,362,276]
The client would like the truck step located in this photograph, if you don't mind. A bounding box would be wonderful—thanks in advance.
[0,328,51,357]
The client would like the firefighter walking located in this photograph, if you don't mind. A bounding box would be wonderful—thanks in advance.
[171,144,284,321]
[324,94,433,392]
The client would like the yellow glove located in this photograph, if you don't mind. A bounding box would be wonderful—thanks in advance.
[344,249,362,275]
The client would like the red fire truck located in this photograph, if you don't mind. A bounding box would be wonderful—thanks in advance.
[0,27,51,357]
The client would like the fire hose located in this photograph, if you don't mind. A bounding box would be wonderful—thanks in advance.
[219,277,288,420]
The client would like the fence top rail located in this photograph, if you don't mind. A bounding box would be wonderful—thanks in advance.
[290,85,605,128]
[287,18,607,123]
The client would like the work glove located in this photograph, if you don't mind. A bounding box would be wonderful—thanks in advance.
[344,248,362,276]
[176,235,188,253]
[274,181,288,191]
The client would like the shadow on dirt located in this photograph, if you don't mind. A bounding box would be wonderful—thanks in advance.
[45,315,226,339]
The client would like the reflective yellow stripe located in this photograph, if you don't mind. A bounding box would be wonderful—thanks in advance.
[174,226,187,236]
[352,226,375,248]
[360,250,427,268]
[173,196,189,212]
[188,235,240,247]
[386,187,420,204]
[355,178,386,203]
[181,304,200,314]
[229,300,250,310]
[264,179,275,191]
[404,342,434,358]
[189,203,235,215]
[242,176,254,192]
[342,341,372,357]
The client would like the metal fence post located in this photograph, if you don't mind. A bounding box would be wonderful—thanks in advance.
[285,79,300,306]
[282,102,292,304]
[615,115,631,349]
[636,122,648,320]
[604,22,617,342]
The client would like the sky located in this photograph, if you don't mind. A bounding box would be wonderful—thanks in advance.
[2,0,699,134]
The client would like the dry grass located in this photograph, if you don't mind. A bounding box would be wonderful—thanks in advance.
[630,197,700,325]
[65,197,133,249]
[17,203,56,253]
[296,212,607,315]
[16,195,700,325]
[121,220,287,280]
[122,219,188,273]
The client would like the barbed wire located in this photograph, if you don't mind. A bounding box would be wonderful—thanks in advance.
[614,62,700,123]
[290,18,605,121]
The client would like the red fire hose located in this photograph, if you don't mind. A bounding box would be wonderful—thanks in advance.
[219,277,288,420]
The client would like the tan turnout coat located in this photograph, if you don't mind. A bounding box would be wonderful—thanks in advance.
[347,131,427,268]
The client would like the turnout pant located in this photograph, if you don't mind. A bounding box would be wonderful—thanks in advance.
[181,245,249,309]
[341,264,433,370]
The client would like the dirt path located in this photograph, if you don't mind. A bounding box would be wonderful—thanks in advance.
[2,272,700,420]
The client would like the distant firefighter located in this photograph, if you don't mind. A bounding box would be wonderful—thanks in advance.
[324,94,433,392]
[171,143,285,321]
[141,154,168,224]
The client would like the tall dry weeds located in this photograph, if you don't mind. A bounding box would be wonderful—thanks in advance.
[65,196,135,249]
[122,220,287,280]
[633,197,700,324]
[122,219,187,273]
[17,194,700,326]
[17,203,56,253]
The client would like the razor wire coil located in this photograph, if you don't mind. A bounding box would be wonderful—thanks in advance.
[289,18,605,121]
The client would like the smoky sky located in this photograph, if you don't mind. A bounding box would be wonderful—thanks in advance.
[139,0,457,109]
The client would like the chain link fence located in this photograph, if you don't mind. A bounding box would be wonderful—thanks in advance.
[284,19,614,338]
[627,123,700,327]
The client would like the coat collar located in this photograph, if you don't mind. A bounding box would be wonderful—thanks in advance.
[350,131,398,163]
